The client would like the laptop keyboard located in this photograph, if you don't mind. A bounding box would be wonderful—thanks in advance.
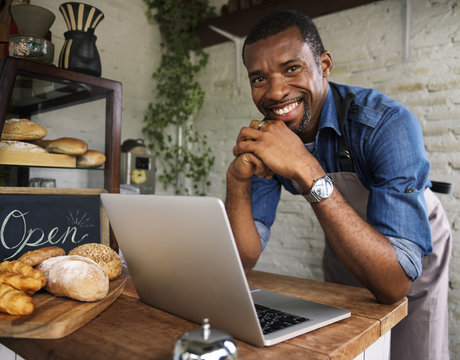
[255,304,309,335]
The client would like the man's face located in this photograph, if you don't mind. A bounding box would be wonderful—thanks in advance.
[244,26,331,141]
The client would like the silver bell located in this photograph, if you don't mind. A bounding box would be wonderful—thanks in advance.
[173,318,238,360]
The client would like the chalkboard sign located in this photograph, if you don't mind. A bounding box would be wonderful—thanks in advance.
[0,187,109,261]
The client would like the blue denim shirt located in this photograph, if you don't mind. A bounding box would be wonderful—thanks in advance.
[251,82,431,281]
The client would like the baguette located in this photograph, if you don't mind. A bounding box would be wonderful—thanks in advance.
[36,137,88,156]
[1,119,47,141]
[37,255,109,302]
[77,150,106,168]
[0,283,34,315]
[18,246,66,267]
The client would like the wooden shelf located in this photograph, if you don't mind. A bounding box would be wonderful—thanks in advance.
[196,0,379,47]
[0,149,76,168]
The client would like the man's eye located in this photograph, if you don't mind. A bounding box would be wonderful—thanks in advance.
[251,76,265,84]
[287,65,299,72]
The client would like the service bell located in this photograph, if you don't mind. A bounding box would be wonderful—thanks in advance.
[173,318,238,360]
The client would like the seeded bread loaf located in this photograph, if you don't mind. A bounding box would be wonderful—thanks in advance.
[69,243,122,280]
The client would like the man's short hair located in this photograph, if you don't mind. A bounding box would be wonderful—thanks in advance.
[242,10,325,66]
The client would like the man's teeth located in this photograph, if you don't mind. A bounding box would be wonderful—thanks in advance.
[273,101,299,115]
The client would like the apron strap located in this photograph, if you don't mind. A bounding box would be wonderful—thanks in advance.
[330,84,356,173]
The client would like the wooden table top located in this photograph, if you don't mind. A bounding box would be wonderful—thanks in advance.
[0,270,407,360]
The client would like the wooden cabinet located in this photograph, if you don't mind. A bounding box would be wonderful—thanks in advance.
[0,56,121,193]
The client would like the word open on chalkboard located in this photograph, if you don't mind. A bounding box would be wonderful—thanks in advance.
[1,194,102,261]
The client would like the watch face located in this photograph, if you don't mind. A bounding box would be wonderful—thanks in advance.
[314,176,333,198]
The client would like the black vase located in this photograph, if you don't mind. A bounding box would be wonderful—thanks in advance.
[58,2,104,76]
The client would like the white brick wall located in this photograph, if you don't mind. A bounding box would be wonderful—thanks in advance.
[199,0,460,357]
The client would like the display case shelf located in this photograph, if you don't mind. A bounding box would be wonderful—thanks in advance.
[0,56,121,193]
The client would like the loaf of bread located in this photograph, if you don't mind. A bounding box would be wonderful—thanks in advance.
[35,137,88,156]
[37,255,109,302]
[69,243,122,280]
[0,140,47,153]
[0,283,34,315]
[77,150,106,168]
[1,119,47,141]
[18,246,66,267]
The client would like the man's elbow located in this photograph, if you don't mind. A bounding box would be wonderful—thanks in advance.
[375,291,406,305]
[242,255,259,272]
[373,279,412,305]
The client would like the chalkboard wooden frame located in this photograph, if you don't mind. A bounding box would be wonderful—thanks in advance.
[0,187,109,261]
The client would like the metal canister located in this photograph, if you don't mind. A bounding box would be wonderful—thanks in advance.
[173,319,238,360]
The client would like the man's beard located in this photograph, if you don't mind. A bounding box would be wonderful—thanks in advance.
[289,104,311,137]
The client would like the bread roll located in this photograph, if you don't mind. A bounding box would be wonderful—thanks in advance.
[37,255,109,302]
[1,119,47,141]
[38,137,88,155]
[69,243,122,280]
[77,150,106,168]
[18,246,66,266]
[0,140,47,153]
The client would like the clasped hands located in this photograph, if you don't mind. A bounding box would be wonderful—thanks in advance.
[229,119,315,183]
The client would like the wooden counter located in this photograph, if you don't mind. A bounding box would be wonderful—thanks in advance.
[0,271,407,360]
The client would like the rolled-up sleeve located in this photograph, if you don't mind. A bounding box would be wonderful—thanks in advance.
[387,235,424,280]
[251,175,282,250]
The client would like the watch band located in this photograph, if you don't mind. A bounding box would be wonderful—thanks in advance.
[303,190,323,203]
[303,174,334,203]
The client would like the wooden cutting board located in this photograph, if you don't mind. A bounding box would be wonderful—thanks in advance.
[0,272,127,339]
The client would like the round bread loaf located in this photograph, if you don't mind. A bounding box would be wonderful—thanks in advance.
[1,119,47,141]
[37,255,109,302]
[69,243,122,280]
[0,140,47,153]
[77,150,106,168]
[42,137,88,155]
[18,246,66,266]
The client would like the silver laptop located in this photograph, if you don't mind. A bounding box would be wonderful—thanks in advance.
[101,194,350,347]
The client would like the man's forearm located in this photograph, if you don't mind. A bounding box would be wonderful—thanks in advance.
[311,189,412,304]
[225,172,262,270]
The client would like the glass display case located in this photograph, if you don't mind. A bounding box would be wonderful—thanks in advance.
[0,56,121,193]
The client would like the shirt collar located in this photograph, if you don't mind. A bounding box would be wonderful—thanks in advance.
[318,83,341,136]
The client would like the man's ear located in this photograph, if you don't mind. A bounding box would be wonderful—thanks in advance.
[320,51,333,77]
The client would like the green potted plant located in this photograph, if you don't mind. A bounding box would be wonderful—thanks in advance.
[143,0,215,195]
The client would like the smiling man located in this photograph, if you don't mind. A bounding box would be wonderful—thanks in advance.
[225,10,451,360]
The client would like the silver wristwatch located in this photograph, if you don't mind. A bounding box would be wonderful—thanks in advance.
[303,175,334,203]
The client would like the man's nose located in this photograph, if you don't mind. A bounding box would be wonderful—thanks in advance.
[266,75,289,101]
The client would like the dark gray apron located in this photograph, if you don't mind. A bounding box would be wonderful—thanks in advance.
[324,171,451,360]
